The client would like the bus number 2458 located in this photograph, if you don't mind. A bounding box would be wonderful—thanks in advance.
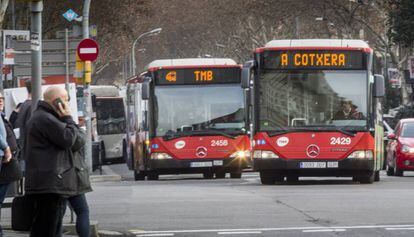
[211,140,228,147]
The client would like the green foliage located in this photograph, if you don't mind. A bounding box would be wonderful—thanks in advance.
[388,0,414,47]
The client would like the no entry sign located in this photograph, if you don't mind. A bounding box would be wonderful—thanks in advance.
[77,38,99,62]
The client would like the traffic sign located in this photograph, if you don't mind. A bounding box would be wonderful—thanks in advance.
[62,9,79,22]
[77,38,99,62]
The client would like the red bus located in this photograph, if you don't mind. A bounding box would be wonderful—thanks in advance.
[242,39,385,184]
[125,58,250,180]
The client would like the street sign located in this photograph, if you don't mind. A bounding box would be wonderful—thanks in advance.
[62,9,79,22]
[12,38,81,77]
[388,68,401,88]
[77,38,99,62]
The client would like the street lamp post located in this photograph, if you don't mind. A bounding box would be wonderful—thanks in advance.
[131,28,162,76]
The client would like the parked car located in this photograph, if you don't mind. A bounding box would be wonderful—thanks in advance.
[386,118,414,176]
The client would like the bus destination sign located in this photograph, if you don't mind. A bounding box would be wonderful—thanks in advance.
[154,67,241,85]
[262,50,366,70]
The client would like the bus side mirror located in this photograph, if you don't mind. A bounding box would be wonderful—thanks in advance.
[373,74,385,98]
[142,77,151,100]
[241,60,254,89]
[241,67,250,89]
[91,94,97,110]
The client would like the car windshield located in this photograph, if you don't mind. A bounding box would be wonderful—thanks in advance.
[401,123,414,138]
[259,70,368,132]
[154,84,245,137]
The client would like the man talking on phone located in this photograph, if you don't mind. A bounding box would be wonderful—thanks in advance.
[24,86,80,237]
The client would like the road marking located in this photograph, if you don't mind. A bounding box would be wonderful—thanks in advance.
[129,224,414,235]
[386,227,414,230]
[303,229,346,233]
[136,234,175,237]
[218,231,262,235]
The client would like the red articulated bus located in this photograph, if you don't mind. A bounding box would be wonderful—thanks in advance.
[241,39,385,184]
[125,58,250,180]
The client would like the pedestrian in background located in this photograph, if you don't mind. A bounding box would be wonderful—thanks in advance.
[0,93,19,237]
[14,79,33,173]
[25,86,80,237]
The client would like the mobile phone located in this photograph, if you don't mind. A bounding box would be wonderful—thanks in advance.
[53,98,64,110]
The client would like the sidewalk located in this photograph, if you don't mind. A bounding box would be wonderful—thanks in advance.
[1,165,122,237]
[2,230,73,236]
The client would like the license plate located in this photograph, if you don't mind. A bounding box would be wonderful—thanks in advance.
[190,162,213,168]
[299,162,327,168]
[213,160,223,166]
[327,162,339,168]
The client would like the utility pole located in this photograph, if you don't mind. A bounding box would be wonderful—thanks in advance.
[83,0,93,173]
[65,28,69,93]
[30,0,43,109]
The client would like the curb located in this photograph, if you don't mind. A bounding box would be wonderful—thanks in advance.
[98,230,127,237]
[63,220,99,236]
[90,166,122,182]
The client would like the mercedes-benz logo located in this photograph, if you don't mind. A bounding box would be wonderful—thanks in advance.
[306,144,320,158]
[196,146,208,158]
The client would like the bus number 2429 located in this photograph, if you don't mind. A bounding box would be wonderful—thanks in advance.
[330,137,351,145]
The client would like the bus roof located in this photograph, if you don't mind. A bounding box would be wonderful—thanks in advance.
[259,39,371,52]
[144,58,237,71]
[90,85,120,97]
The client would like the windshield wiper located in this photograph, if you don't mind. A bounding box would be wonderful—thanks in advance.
[162,130,235,141]
[267,126,356,137]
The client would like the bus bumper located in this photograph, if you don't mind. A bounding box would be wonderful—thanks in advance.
[253,158,374,177]
[148,157,248,174]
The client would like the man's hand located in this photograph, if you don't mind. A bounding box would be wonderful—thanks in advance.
[3,147,12,163]
[57,101,72,117]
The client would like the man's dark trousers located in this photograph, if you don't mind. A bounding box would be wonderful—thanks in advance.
[29,194,66,237]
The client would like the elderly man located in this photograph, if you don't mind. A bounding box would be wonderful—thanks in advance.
[25,86,80,237]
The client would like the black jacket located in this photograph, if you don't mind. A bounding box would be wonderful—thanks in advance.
[71,129,92,195]
[0,114,22,184]
[24,101,79,196]
[14,100,32,160]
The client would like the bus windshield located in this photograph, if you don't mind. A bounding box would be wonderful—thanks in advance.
[259,70,368,132]
[154,84,245,137]
[95,98,126,135]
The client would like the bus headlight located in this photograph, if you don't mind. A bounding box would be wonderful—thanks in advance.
[401,145,414,153]
[230,150,250,159]
[151,153,172,159]
[253,150,279,159]
[347,150,373,159]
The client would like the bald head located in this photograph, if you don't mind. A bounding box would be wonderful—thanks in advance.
[43,86,68,105]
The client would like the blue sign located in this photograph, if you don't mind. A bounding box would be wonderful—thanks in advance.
[62,9,79,22]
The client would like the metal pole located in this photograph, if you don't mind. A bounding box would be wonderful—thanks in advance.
[65,28,69,93]
[83,0,93,173]
[30,0,43,110]
[131,28,162,76]
[12,0,16,30]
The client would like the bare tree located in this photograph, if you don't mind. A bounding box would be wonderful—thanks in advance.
[0,0,9,27]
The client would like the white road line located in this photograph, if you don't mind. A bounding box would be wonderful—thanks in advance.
[129,224,414,235]
[136,234,175,237]
[218,231,262,235]
[386,227,414,231]
[303,229,346,233]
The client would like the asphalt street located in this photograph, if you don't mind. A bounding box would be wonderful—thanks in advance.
[3,165,414,237]
[92,165,414,237]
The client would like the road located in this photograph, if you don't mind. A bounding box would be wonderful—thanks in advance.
[83,164,414,237]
